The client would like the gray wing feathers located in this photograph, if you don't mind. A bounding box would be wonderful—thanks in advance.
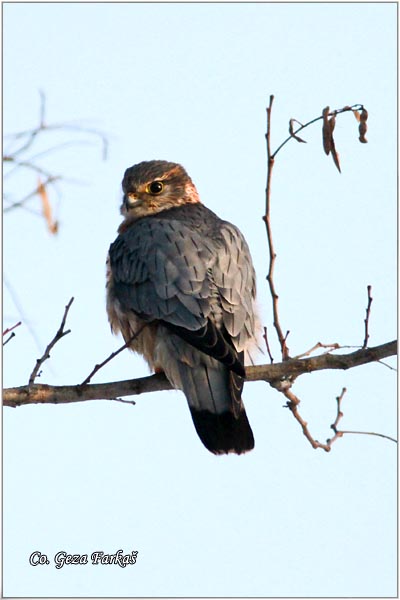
[110,219,212,329]
[214,224,256,350]
[109,211,256,353]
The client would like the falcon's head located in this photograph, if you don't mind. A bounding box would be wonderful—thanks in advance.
[120,160,200,221]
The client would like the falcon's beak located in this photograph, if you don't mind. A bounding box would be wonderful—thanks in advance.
[124,193,143,209]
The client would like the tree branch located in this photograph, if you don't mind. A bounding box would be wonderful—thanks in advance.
[28,298,74,386]
[3,340,396,408]
[363,284,373,348]
[263,94,290,359]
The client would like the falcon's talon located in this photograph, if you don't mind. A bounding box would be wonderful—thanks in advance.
[106,160,259,455]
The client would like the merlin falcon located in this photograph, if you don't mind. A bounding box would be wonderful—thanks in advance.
[106,160,258,454]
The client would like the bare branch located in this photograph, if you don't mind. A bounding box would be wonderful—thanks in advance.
[282,385,396,451]
[4,373,173,408]
[363,285,373,348]
[327,388,397,445]
[4,340,396,408]
[283,386,333,451]
[261,98,371,365]
[28,298,74,386]
[255,340,396,381]
[3,91,109,216]
[325,387,347,446]
[262,327,274,363]
[263,95,290,360]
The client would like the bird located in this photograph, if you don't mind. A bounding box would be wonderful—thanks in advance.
[106,160,259,454]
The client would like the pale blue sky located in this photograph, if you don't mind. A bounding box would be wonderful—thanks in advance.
[3,2,397,597]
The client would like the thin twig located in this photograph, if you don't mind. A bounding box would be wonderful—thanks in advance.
[2,321,22,347]
[5,157,58,179]
[338,430,397,444]
[325,387,347,446]
[7,91,45,158]
[79,324,147,386]
[282,384,396,451]
[263,94,289,360]
[262,327,274,363]
[3,321,22,336]
[378,360,397,372]
[28,298,74,386]
[293,341,341,360]
[3,176,62,213]
[328,387,396,444]
[283,386,332,451]
[110,397,136,406]
[3,332,16,346]
[363,285,373,348]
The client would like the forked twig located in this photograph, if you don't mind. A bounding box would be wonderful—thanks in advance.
[80,324,147,386]
[283,386,333,452]
[28,298,74,386]
[271,103,365,160]
[282,385,396,450]
[293,341,341,360]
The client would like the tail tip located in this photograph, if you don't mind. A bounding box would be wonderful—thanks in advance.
[190,409,254,455]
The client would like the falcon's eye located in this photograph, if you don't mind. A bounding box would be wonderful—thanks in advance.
[147,181,164,195]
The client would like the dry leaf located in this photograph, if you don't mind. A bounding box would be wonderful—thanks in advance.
[358,108,368,143]
[288,119,307,143]
[359,121,368,143]
[37,177,58,235]
[353,110,361,122]
[322,106,331,155]
[330,137,341,173]
[49,221,59,234]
